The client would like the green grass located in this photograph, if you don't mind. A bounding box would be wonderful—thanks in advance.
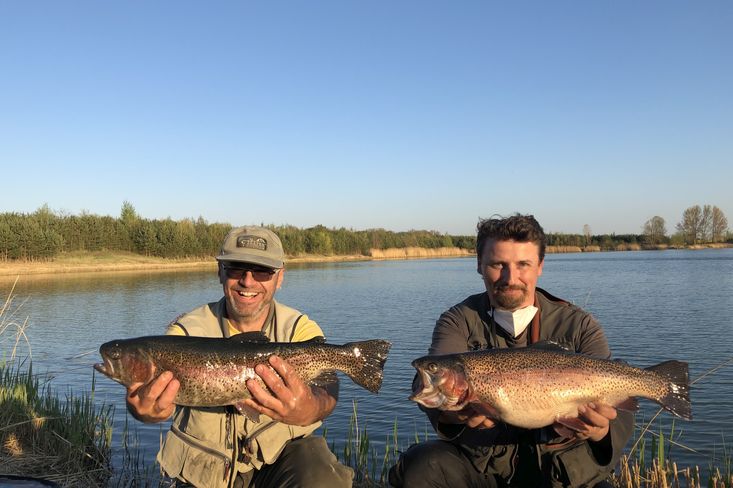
[0,361,113,485]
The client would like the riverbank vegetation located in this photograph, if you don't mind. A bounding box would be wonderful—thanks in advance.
[1,203,730,265]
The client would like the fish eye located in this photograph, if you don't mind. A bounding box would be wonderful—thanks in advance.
[109,346,121,360]
[427,362,438,373]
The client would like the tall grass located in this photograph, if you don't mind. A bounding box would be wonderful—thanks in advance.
[0,361,114,485]
[0,281,156,487]
[323,400,431,487]
[325,401,733,488]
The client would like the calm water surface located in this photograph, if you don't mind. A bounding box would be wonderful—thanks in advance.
[2,249,732,471]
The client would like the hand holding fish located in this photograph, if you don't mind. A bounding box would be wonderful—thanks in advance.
[553,402,617,443]
[126,371,180,423]
[242,355,337,426]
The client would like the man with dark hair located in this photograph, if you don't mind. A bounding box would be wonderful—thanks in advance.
[389,214,633,487]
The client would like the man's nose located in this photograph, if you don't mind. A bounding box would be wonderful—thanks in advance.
[238,271,258,286]
[500,265,518,284]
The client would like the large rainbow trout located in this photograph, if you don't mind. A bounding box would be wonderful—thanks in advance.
[410,344,691,429]
[94,335,391,406]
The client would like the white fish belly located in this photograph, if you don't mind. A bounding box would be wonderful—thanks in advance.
[484,370,613,429]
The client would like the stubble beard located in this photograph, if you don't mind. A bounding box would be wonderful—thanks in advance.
[492,285,528,310]
[227,294,272,323]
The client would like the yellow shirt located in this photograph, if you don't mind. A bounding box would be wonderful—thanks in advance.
[167,312,323,342]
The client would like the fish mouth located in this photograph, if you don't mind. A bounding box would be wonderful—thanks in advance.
[410,369,455,409]
[93,358,115,379]
[409,364,470,411]
[410,370,438,405]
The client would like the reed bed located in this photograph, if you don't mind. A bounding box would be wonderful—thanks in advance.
[325,400,732,488]
[0,362,114,486]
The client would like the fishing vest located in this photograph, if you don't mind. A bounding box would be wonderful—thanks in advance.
[156,298,322,488]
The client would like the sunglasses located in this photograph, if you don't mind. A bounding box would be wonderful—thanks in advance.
[222,265,278,282]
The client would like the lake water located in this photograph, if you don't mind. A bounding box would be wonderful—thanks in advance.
[2,249,732,474]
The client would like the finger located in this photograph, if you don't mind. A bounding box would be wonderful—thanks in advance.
[157,377,180,410]
[241,398,282,421]
[579,404,611,429]
[255,362,289,393]
[480,417,497,429]
[589,402,617,421]
[128,372,171,404]
[268,356,304,391]
[246,377,276,404]
[466,414,489,429]
[256,361,298,404]
[147,371,175,400]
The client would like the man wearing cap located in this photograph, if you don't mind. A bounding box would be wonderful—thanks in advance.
[125,226,353,487]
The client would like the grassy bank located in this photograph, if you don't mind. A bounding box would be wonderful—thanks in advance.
[3,244,732,278]
[0,248,473,278]
[0,363,114,486]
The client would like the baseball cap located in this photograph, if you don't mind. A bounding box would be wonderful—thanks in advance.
[216,226,284,269]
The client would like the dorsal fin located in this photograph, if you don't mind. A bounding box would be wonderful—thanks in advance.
[231,332,270,343]
[302,335,327,344]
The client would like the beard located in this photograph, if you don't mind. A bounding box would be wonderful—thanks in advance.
[226,294,272,322]
[491,284,529,310]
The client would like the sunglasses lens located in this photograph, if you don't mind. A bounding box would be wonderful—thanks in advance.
[224,266,275,281]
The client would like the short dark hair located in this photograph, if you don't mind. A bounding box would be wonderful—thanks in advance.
[476,214,546,261]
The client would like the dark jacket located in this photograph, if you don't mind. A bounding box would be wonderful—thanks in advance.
[423,288,634,487]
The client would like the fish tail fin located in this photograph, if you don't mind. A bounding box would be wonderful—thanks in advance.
[646,360,692,421]
[342,340,392,393]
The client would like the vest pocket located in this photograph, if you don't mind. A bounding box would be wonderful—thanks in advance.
[246,420,321,464]
[158,425,232,487]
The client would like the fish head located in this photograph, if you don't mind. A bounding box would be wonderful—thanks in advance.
[94,339,157,387]
[409,355,471,411]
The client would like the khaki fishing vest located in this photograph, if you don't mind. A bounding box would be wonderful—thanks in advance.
[157,298,322,488]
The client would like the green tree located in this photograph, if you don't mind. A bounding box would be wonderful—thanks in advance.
[120,201,138,225]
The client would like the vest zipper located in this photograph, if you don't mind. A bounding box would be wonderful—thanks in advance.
[242,420,279,459]
[170,424,232,482]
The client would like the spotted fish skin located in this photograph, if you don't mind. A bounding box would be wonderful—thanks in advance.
[410,345,691,429]
[94,335,391,406]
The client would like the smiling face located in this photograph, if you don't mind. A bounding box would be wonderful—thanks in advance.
[219,262,284,332]
[478,239,544,310]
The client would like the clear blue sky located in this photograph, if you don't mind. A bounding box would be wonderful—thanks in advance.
[1,1,731,236]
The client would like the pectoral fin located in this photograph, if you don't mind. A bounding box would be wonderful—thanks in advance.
[235,401,261,423]
[555,416,587,432]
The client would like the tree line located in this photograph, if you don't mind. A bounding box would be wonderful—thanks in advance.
[641,204,729,246]
[0,203,475,261]
[0,203,729,262]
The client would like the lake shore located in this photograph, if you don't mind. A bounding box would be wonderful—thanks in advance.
[1,243,729,278]
[0,247,473,278]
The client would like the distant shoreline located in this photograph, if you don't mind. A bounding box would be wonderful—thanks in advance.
[0,244,729,278]
[0,247,472,278]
